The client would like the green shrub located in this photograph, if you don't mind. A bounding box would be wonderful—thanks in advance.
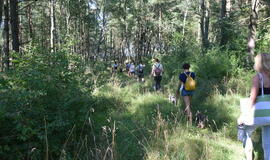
[0,47,93,159]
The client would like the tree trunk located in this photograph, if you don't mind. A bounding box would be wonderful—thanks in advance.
[0,0,3,70]
[3,0,9,70]
[158,6,162,53]
[220,0,229,46]
[200,0,210,49]
[27,5,34,40]
[247,0,259,63]
[0,0,3,25]
[182,0,189,37]
[50,0,56,53]
[10,0,20,52]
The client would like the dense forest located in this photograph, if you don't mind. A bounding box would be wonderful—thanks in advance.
[0,0,270,159]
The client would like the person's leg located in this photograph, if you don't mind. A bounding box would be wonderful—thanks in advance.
[156,76,162,91]
[142,76,145,82]
[141,73,144,82]
[139,73,143,82]
[188,96,192,123]
[156,80,160,91]
[262,126,270,160]
[183,96,192,123]
[245,135,253,160]
[154,77,158,91]
[244,126,256,160]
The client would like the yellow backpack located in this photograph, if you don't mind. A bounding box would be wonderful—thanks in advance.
[184,72,196,91]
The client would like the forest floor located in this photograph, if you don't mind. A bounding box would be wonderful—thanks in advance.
[90,71,255,160]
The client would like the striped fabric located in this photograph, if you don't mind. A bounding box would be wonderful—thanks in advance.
[254,73,270,126]
[253,95,270,126]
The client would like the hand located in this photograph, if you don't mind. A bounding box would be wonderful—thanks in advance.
[237,115,244,125]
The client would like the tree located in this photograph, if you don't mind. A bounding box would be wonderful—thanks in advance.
[200,0,210,49]
[0,0,3,70]
[247,0,259,64]
[10,0,20,52]
[3,0,9,69]
[220,0,230,47]
[50,0,56,52]
[0,0,3,25]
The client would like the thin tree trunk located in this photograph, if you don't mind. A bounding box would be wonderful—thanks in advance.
[0,0,3,70]
[247,0,259,64]
[0,0,3,25]
[204,0,210,48]
[158,6,162,52]
[27,5,34,40]
[226,0,231,15]
[200,0,210,49]
[3,0,9,70]
[50,0,56,53]
[200,0,205,44]
[10,0,20,52]
[110,29,113,60]
[220,0,228,46]
[182,0,189,37]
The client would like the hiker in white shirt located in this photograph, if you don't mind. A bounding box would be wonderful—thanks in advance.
[151,58,163,91]
[128,62,135,77]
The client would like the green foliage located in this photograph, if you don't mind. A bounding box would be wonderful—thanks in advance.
[193,48,233,80]
[3,0,270,159]
[0,46,93,159]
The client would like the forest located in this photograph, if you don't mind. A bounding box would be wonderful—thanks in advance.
[0,0,270,159]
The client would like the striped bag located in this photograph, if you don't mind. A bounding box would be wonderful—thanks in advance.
[242,73,270,126]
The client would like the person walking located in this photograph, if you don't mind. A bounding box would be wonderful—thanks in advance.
[136,61,145,82]
[128,61,135,77]
[125,61,130,73]
[238,53,270,160]
[151,58,163,91]
[176,63,196,124]
[111,61,118,73]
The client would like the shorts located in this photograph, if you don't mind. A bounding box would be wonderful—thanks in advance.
[137,72,144,78]
[181,88,194,96]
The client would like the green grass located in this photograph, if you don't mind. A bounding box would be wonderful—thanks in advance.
[90,74,250,160]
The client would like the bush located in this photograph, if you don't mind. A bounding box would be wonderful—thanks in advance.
[0,47,93,159]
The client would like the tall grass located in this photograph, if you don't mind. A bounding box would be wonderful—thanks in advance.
[90,76,248,160]
[0,46,259,159]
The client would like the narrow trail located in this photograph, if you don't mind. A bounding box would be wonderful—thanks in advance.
[92,71,247,160]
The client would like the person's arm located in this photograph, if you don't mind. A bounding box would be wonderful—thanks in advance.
[175,81,182,104]
[238,74,259,125]
[176,81,181,95]
[151,65,155,76]
[249,74,260,108]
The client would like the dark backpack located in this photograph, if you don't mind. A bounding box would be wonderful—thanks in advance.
[137,65,143,73]
[154,64,162,76]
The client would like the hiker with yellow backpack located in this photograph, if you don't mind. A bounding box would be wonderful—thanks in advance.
[176,63,196,124]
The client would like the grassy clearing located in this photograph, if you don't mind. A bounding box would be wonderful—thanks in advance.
[90,74,248,160]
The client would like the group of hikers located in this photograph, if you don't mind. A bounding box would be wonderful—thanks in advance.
[111,60,146,82]
[111,58,196,125]
[111,58,166,90]
[111,53,270,160]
